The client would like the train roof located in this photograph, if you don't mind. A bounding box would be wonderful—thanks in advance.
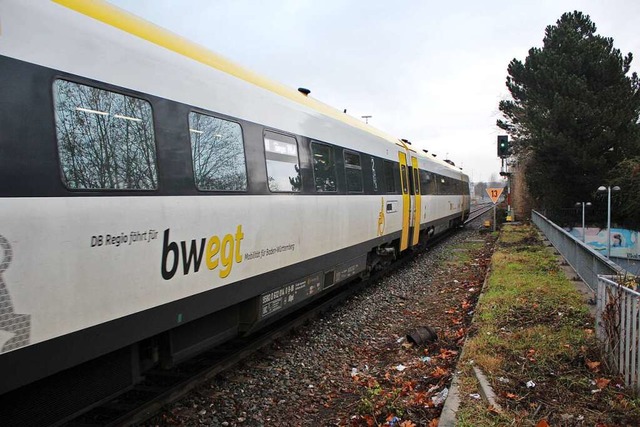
[5,0,466,177]
[52,0,408,148]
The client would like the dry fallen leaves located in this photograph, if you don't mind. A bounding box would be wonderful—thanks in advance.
[438,348,459,359]
[526,348,537,362]
[596,377,611,389]
[535,419,550,427]
[402,380,416,392]
[363,414,375,426]
[586,360,602,372]
[431,366,449,378]
[410,391,429,405]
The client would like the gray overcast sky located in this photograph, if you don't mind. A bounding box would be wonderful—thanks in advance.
[108,0,639,182]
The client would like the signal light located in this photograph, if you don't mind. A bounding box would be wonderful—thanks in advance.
[497,135,509,158]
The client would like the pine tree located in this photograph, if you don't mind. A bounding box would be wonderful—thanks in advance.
[498,11,640,214]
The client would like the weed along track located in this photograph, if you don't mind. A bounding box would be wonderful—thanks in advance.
[455,223,640,427]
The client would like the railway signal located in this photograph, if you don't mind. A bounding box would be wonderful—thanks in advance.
[497,135,509,158]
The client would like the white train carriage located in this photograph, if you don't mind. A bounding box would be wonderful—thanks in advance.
[0,0,469,420]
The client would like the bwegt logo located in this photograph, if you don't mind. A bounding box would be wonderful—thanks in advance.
[161,226,244,280]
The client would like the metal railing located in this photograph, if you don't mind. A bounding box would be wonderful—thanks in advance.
[597,276,640,393]
[532,210,621,291]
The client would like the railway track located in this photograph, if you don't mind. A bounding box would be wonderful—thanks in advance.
[466,202,495,224]
[56,211,491,427]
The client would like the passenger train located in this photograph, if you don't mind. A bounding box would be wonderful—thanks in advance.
[0,0,469,420]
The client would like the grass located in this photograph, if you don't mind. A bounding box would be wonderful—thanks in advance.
[456,223,640,426]
[446,241,486,266]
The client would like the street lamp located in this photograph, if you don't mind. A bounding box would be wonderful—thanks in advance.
[575,202,592,242]
[597,185,620,258]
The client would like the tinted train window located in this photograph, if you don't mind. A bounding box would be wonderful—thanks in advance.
[439,176,452,195]
[344,151,363,193]
[400,164,409,194]
[264,131,301,192]
[383,160,396,193]
[371,157,379,192]
[311,142,337,192]
[188,112,247,191]
[455,180,462,194]
[53,80,158,190]
[420,170,437,195]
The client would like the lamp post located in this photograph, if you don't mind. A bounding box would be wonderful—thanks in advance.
[575,202,592,242]
[597,185,620,258]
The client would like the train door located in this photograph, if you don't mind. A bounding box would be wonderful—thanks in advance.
[397,151,410,251]
[410,156,421,246]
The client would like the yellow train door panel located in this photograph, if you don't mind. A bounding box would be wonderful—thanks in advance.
[410,156,421,246]
[398,151,410,251]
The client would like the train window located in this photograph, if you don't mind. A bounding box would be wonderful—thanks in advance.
[344,150,363,193]
[413,168,420,195]
[383,160,396,193]
[188,112,247,191]
[432,174,442,194]
[264,131,301,192]
[53,79,158,190]
[400,164,409,194]
[419,170,437,195]
[311,142,337,192]
[439,176,453,195]
[370,157,379,192]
